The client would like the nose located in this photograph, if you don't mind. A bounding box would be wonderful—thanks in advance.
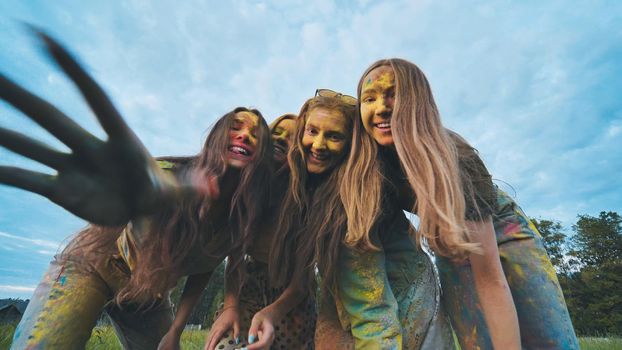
[311,135,327,151]
[376,97,393,118]
[235,129,252,143]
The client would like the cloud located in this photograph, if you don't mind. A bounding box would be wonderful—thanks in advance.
[0,231,61,250]
[0,284,35,292]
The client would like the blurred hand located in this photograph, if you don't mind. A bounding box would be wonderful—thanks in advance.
[0,30,208,226]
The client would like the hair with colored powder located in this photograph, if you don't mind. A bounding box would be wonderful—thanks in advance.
[343,58,481,259]
[62,107,274,304]
[269,95,356,294]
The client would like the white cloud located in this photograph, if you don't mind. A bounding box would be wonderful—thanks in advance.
[0,231,60,250]
[0,285,35,293]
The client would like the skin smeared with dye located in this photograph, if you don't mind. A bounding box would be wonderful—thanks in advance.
[271,118,296,164]
[302,107,350,174]
[319,210,455,350]
[360,66,396,147]
[227,111,259,169]
[437,189,579,350]
[11,160,222,350]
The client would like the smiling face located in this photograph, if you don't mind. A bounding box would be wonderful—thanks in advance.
[301,107,349,174]
[227,111,259,169]
[271,117,296,164]
[360,65,396,147]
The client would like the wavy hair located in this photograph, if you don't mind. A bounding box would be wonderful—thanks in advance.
[269,96,355,294]
[63,107,273,304]
[343,58,480,259]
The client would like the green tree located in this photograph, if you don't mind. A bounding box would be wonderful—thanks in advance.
[531,218,568,272]
[568,211,622,335]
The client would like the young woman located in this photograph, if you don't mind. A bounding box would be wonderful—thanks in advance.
[0,33,273,349]
[259,91,455,350]
[341,58,578,349]
[204,112,320,350]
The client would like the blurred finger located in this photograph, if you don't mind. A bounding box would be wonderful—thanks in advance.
[0,166,54,197]
[0,127,69,169]
[205,327,226,350]
[0,73,98,152]
[233,321,241,346]
[35,30,134,142]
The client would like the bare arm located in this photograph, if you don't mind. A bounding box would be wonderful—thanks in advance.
[244,279,307,350]
[467,219,521,350]
[158,272,212,350]
[205,260,241,350]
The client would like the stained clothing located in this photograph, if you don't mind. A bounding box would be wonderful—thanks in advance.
[316,210,456,350]
[11,158,227,349]
[437,189,579,349]
[212,259,316,350]
[11,255,174,350]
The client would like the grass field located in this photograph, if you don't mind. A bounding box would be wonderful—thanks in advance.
[2,323,622,349]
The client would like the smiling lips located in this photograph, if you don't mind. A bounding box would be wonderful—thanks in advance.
[375,121,391,131]
[228,143,254,159]
[308,151,328,164]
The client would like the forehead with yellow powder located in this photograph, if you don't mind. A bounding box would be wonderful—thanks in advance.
[362,65,395,92]
[234,111,259,127]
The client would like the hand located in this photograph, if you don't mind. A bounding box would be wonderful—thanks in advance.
[0,30,205,226]
[205,307,241,350]
[243,309,276,350]
[157,330,181,350]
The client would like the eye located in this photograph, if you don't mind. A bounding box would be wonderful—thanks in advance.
[329,133,345,141]
[305,127,318,136]
[362,96,376,103]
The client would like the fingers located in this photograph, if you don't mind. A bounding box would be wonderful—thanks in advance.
[0,73,98,152]
[244,326,275,350]
[205,327,227,350]
[34,30,132,141]
[233,320,241,345]
[0,166,54,197]
[0,127,69,169]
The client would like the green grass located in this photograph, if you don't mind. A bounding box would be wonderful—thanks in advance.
[2,323,622,349]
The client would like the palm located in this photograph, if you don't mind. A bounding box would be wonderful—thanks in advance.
[0,31,176,226]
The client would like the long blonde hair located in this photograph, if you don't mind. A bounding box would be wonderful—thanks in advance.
[344,58,480,258]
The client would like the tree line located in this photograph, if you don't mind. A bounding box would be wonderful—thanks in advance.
[532,211,622,336]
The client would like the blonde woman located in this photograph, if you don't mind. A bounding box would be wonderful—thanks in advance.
[340,58,578,349]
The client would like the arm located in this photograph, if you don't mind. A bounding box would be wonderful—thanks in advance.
[244,280,307,350]
[338,232,402,350]
[158,272,212,350]
[467,219,521,350]
[205,260,242,350]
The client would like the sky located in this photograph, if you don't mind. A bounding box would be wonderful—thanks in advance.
[0,0,620,299]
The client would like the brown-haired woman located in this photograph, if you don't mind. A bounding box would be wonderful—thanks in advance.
[0,34,273,349]
[341,58,578,349]
[204,113,320,350]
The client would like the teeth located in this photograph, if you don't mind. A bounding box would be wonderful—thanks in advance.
[311,152,327,161]
[230,146,248,155]
[377,122,390,128]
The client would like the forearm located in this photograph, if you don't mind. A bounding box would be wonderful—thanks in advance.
[169,272,212,334]
[263,281,306,320]
[467,219,521,350]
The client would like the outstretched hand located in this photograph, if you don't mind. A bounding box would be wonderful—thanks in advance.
[0,30,209,226]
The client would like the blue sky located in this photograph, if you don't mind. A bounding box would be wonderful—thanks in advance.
[1,0,620,299]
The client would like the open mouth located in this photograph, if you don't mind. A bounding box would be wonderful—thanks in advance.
[374,121,391,131]
[274,144,287,156]
[309,151,328,163]
[228,144,253,158]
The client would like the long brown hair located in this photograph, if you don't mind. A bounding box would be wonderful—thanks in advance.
[269,96,355,294]
[344,58,480,259]
[62,107,273,304]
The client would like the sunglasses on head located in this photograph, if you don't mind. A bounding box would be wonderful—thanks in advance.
[315,88,357,106]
